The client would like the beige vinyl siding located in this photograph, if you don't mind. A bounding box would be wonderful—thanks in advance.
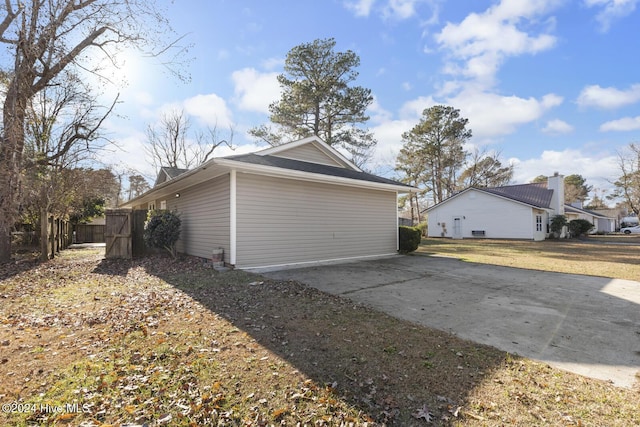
[167,174,230,260]
[270,143,344,167]
[235,174,397,268]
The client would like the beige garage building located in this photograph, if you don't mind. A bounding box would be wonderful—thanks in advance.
[122,136,413,269]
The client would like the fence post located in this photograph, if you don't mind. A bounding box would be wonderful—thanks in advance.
[132,210,148,258]
[48,216,54,259]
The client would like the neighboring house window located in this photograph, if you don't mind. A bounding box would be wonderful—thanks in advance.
[160,200,167,210]
[148,201,156,211]
[536,215,543,232]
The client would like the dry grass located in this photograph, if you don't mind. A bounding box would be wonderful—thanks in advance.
[0,247,638,426]
[417,235,640,281]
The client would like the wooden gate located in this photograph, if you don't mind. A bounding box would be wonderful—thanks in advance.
[105,209,132,259]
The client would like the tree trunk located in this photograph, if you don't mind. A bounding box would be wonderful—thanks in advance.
[0,222,11,263]
[40,207,50,262]
[0,78,29,263]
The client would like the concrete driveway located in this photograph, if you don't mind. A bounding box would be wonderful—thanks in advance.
[262,254,640,388]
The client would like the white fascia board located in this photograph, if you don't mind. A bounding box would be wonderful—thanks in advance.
[215,158,414,193]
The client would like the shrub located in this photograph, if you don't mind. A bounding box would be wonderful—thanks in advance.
[569,219,594,237]
[415,221,428,236]
[399,226,421,253]
[144,210,181,258]
[549,215,568,237]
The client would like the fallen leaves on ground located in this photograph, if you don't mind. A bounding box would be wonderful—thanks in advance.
[1,248,638,426]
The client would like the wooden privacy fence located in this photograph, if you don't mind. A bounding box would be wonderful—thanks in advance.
[47,216,72,258]
[74,224,105,243]
[105,209,147,259]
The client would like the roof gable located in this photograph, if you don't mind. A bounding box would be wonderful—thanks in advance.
[254,136,360,171]
[154,166,189,187]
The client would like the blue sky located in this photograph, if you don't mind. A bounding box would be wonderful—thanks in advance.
[102,0,640,200]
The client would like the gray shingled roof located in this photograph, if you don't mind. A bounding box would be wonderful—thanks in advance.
[565,204,609,218]
[161,167,189,179]
[154,166,190,187]
[480,183,553,209]
[226,153,412,187]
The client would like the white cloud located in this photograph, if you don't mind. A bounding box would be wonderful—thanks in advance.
[435,0,559,87]
[344,0,376,17]
[584,0,639,32]
[385,89,563,144]
[510,148,619,191]
[368,96,394,124]
[447,90,563,139]
[231,68,280,114]
[398,95,439,119]
[543,119,574,134]
[384,0,423,19]
[370,118,416,168]
[600,115,640,131]
[577,83,640,109]
[344,0,433,20]
[367,90,561,178]
[261,57,284,70]
[182,93,234,128]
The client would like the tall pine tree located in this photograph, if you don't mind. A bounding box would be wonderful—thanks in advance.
[399,106,471,204]
[250,38,376,167]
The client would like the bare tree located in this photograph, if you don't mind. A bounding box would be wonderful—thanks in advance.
[22,72,117,261]
[145,108,234,172]
[611,143,640,215]
[0,0,185,262]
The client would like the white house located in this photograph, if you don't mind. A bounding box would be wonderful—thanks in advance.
[121,136,414,269]
[426,174,566,241]
[565,203,616,233]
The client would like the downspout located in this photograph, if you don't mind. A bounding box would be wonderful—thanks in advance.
[230,169,237,265]
[396,191,400,251]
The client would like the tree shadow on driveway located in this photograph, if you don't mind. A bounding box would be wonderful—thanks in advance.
[262,255,640,389]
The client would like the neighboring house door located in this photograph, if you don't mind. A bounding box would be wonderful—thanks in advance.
[453,216,463,239]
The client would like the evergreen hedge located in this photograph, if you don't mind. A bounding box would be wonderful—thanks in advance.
[399,226,421,253]
[144,210,181,258]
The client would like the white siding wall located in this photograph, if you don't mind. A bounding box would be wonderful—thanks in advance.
[167,174,230,260]
[427,190,536,239]
[271,144,343,167]
[235,174,397,268]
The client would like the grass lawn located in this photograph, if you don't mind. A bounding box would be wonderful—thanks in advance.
[417,235,640,281]
[0,247,638,426]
